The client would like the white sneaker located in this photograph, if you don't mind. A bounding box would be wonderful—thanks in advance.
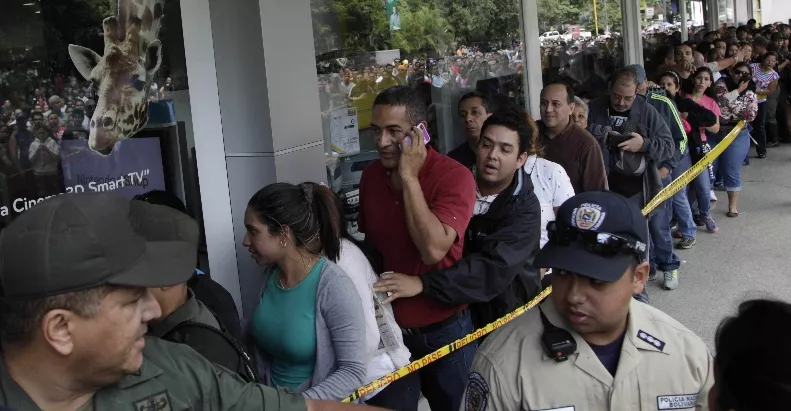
[710,190,717,202]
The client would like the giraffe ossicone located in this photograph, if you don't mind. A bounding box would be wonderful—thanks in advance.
[68,0,164,156]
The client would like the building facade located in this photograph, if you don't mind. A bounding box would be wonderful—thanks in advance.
[0,0,786,317]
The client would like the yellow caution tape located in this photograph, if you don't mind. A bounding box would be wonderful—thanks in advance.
[642,120,745,216]
[342,120,745,403]
[342,286,553,403]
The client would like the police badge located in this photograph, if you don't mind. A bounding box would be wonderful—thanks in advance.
[465,372,489,411]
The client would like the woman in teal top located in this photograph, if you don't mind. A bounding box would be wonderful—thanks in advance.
[251,259,324,389]
[242,182,367,400]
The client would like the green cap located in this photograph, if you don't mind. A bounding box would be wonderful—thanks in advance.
[0,193,198,299]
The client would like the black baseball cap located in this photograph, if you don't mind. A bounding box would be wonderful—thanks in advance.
[0,193,198,299]
[535,191,648,282]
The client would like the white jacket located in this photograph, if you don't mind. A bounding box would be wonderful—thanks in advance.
[336,238,411,400]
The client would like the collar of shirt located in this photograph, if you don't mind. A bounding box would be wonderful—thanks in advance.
[538,298,671,387]
[524,155,538,174]
[147,289,202,338]
[474,187,498,216]
[538,118,575,140]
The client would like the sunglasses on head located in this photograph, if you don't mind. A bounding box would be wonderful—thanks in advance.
[547,221,647,258]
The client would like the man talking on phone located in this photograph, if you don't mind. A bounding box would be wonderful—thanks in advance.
[358,86,477,411]
[373,105,543,332]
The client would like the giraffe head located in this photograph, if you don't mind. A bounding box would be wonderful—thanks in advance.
[68,9,162,155]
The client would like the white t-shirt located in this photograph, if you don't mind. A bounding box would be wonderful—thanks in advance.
[523,155,575,248]
[335,239,411,401]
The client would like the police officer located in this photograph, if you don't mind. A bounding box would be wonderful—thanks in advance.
[0,193,379,411]
[462,191,713,411]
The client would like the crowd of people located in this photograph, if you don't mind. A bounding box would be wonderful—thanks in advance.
[0,72,175,215]
[2,18,791,411]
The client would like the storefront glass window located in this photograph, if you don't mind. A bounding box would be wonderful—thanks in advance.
[0,0,205,264]
[312,0,527,239]
[719,0,736,25]
[536,0,625,97]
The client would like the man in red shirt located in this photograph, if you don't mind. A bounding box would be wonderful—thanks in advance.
[358,86,476,411]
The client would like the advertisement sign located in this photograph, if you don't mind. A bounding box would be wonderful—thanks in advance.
[387,0,401,31]
[60,137,166,199]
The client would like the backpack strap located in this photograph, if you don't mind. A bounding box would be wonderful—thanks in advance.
[163,320,260,383]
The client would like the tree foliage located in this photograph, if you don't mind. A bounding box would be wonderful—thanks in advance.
[311,0,522,56]
[535,0,623,34]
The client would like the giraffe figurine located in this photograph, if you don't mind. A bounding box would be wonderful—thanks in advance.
[68,0,165,155]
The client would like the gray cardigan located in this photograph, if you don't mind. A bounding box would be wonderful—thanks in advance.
[244,259,368,400]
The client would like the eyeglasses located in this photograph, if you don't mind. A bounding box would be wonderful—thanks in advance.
[547,222,647,258]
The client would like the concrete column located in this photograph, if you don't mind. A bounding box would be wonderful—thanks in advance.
[622,0,645,65]
[708,0,720,31]
[180,0,243,312]
[681,0,690,42]
[521,0,544,118]
[181,0,326,319]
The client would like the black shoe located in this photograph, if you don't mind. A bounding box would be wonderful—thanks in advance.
[693,215,705,227]
[758,152,767,159]
[768,141,780,148]
[676,237,697,249]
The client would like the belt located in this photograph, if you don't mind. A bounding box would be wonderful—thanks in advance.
[401,308,466,336]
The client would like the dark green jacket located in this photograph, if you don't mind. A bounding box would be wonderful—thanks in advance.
[0,338,307,411]
[149,290,255,382]
[148,290,221,338]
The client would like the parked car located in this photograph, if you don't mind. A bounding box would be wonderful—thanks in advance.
[540,31,561,44]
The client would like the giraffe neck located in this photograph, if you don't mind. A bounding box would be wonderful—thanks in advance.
[117,0,164,53]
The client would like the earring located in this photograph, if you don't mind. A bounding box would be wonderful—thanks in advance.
[280,239,287,248]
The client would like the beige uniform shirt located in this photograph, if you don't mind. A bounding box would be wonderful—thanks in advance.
[462,298,714,411]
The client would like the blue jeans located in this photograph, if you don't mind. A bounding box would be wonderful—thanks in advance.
[688,151,712,217]
[711,128,751,192]
[670,152,696,239]
[366,370,421,411]
[401,310,477,411]
[649,176,681,273]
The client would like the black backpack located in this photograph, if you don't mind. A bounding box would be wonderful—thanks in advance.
[162,316,260,383]
[188,274,243,340]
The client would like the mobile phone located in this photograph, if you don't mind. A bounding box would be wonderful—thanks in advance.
[606,131,631,147]
[402,123,431,150]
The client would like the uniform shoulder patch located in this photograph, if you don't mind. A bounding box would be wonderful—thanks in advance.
[133,391,172,411]
[637,329,666,351]
[465,372,489,411]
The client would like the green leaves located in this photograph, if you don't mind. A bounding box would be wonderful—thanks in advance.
[310,0,521,55]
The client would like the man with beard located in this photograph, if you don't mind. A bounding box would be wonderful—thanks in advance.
[461,191,713,411]
[374,107,542,331]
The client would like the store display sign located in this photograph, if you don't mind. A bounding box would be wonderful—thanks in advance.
[60,137,166,199]
[330,107,361,155]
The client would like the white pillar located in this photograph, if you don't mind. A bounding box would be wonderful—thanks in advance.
[622,0,645,65]
[521,0,544,118]
[180,0,243,312]
[708,0,720,31]
[681,0,690,41]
